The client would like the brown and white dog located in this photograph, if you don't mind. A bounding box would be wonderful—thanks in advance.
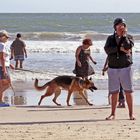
[34,75,97,106]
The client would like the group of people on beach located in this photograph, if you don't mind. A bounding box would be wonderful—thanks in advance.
[0,17,135,120]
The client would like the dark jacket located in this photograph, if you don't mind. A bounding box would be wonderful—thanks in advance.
[104,33,134,68]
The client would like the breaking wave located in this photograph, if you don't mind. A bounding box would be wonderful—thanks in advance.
[9,31,109,41]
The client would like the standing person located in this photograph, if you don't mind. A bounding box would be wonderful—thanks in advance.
[0,30,11,105]
[10,33,27,69]
[73,38,97,79]
[104,18,135,120]
[73,38,97,105]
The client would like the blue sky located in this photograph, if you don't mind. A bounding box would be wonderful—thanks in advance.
[0,0,140,13]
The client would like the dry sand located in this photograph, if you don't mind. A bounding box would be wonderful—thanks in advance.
[0,105,140,140]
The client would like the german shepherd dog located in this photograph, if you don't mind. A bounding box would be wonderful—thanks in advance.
[34,75,97,106]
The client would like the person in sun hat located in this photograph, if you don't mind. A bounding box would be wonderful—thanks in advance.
[104,18,135,120]
[0,30,11,106]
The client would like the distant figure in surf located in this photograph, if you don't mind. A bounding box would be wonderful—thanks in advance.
[10,33,27,69]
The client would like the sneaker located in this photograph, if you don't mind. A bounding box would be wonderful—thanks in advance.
[0,102,10,107]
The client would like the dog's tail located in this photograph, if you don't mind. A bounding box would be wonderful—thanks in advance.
[34,79,50,91]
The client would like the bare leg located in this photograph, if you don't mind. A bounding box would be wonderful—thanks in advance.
[0,83,10,103]
[125,93,136,120]
[15,60,19,69]
[0,92,3,102]
[20,61,23,68]
[108,93,111,105]
[106,92,119,120]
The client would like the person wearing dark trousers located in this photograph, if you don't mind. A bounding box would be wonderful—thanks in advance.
[118,84,125,108]
[102,58,125,107]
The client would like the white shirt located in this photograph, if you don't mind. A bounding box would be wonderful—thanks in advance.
[0,42,10,67]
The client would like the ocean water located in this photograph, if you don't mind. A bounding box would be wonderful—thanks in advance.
[1,13,140,35]
[1,13,140,105]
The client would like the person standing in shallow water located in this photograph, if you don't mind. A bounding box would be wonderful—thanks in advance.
[10,33,27,69]
[73,38,97,79]
[104,18,135,120]
[0,30,11,104]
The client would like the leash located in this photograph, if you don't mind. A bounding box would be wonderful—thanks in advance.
[15,68,42,73]
[10,83,16,97]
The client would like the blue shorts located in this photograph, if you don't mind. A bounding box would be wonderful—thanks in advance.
[108,66,133,94]
[0,67,10,80]
[14,55,24,61]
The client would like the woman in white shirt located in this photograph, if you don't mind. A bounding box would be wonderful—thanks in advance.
[0,30,11,104]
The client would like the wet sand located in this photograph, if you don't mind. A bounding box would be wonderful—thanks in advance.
[1,81,140,140]
[4,80,140,106]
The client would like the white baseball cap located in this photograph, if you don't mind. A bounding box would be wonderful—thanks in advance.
[0,30,10,38]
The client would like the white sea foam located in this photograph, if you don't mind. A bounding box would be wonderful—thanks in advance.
[7,39,140,54]
[8,31,108,41]
[23,40,106,54]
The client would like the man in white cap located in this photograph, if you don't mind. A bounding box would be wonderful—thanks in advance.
[0,30,11,105]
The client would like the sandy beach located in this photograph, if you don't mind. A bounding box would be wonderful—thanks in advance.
[0,105,139,140]
[1,77,140,140]
[1,13,140,140]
